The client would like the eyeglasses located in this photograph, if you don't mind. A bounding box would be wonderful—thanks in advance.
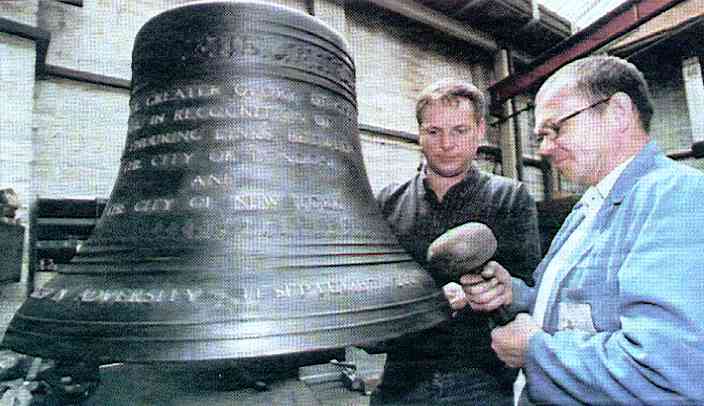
[532,95,612,145]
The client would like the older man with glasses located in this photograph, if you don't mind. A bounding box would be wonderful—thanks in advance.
[455,55,704,404]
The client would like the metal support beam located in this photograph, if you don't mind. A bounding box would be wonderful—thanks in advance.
[488,0,686,111]
[55,0,83,6]
[494,49,520,180]
[453,0,491,17]
[519,0,542,32]
[365,0,532,64]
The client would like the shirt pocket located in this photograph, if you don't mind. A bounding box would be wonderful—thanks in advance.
[562,282,620,332]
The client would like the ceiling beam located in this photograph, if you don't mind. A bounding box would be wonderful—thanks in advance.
[488,0,686,111]
[365,0,533,64]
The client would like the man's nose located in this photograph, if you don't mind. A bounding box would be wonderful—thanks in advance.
[438,132,454,150]
[537,137,555,157]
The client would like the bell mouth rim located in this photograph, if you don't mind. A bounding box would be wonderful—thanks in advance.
[3,299,446,364]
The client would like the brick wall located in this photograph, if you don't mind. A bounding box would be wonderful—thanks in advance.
[22,0,493,203]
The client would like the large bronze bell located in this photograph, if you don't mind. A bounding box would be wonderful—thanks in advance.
[3,1,447,367]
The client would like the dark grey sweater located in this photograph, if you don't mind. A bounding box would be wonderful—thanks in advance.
[376,164,541,385]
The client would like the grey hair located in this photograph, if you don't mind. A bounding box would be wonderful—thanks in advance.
[545,55,654,132]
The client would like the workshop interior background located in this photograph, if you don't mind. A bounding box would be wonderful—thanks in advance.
[0,0,703,393]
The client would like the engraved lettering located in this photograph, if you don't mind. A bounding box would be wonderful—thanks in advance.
[282,151,336,168]
[79,289,99,302]
[189,196,211,209]
[208,149,257,163]
[194,34,261,59]
[274,286,288,299]
[134,198,176,213]
[214,127,275,142]
[243,287,262,301]
[185,288,203,302]
[271,278,384,299]
[230,194,279,211]
[233,83,296,103]
[149,114,166,125]
[173,104,304,124]
[121,160,143,173]
[311,92,355,120]
[104,203,126,216]
[190,173,235,191]
[51,289,69,302]
[173,108,193,121]
[150,152,193,168]
[292,195,345,211]
[239,104,271,119]
[31,287,56,299]
[287,129,354,154]
[142,85,222,107]
[396,277,421,288]
[313,115,331,128]
[74,288,196,303]
[128,129,204,152]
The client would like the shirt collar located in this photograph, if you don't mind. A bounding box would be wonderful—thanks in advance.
[579,155,634,211]
[596,155,634,200]
[420,163,480,202]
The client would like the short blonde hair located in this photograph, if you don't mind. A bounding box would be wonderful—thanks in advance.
[416,79,485,126]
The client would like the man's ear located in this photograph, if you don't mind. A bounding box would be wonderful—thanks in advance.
[608,92,633,133]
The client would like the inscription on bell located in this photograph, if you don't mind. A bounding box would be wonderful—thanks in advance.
[292,195,345,211]
[274,278,384,299]
[150,152,194,168]
[121,153,194,173]
[31,287,205,304]
[190,173,235,191]
[172,104,305,124]
[121,159,143,173]
[145,85,222,108]
[188,196,211,209]
[134,198,176,213]
[104,203,126,216]
[313,115,332,128]
[229,194,280,211]
[311,92,355,119]
[132,82,302,114]
[30,277,405,304]
[282,151,337,168]
[194,34,260,59]
[214,126,275,142]
[77,288,203,304]
[287,130,354,154]
[127,129,204,152]
[232,83,297,103]
[31,287,69,302]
